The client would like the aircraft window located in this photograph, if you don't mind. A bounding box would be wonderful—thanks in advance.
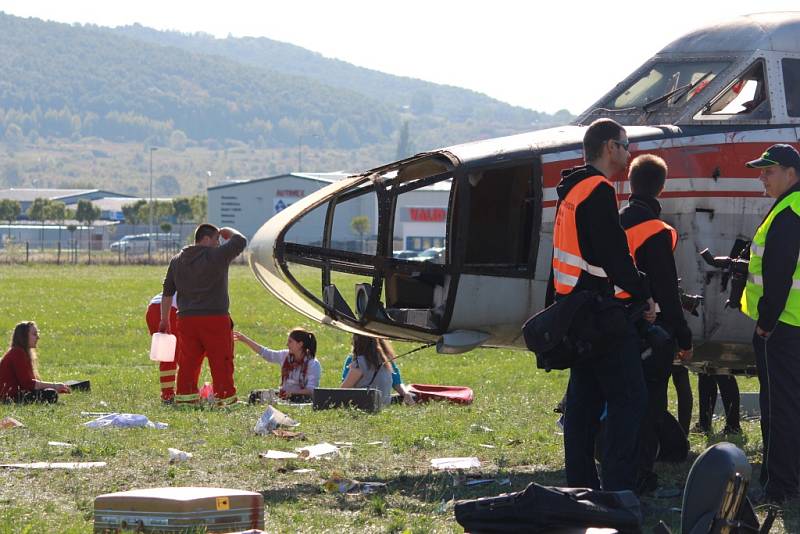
[611,61,728,110]
[283,201,328,246]
[329,184,377,255]
[463,165,534,265]
[701,62,768,116]
[783,58,800,117]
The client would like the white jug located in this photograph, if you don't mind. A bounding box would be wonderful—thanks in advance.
[149,333,176,362]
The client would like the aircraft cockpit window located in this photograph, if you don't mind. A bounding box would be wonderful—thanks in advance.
[329,182,377,255]
[610,61,729,110]
[782,58,800,117]
[700,61,768,117]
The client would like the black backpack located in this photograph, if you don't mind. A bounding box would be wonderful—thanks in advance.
[454,482,642,533]
[522,290,628,371]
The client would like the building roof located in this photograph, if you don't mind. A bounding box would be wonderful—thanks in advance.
[208,172,353,191]
[0,188,134,203]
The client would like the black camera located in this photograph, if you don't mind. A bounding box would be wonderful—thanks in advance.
[700,239,750,309]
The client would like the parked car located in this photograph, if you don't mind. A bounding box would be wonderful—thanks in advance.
[392,250,418,260]
[409,246,445,263]
[110,233,180,253]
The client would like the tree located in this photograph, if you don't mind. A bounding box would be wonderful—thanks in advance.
[122,199,147,234]
[395,120,412,160]
[66,224,77,263]
[189,195,207,222]
[350,215,370,253]
[44,201,67,254]
[27,197,51,250]
[172,197,193,239]
[75,199,100,263]
[0,199,21,242]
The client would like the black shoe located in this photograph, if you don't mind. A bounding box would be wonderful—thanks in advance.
[723,425,742,435]
[690,423,710,434]
[161,397,174,405]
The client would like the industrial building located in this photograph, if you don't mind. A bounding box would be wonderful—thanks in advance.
[208,172,451,252]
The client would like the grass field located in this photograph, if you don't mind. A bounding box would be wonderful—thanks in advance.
[0,264,796,533]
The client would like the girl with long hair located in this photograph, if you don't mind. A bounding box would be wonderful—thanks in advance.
[341,338,416,405]
[234,328,321,400]
[340,334,393,406]
[0,321,71,403]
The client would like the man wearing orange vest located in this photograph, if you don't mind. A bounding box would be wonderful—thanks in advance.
[619,154,693,494]
[551,118,656,492]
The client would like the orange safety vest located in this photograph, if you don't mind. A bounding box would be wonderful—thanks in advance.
[552,175,624,295]
[617,219,678,301]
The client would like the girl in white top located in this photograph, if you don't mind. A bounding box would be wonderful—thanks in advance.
[234,328,321,399]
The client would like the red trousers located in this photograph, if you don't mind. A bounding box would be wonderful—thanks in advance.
[146,303,179,401]
[175,315,237,405]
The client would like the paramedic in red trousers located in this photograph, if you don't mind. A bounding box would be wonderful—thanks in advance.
[550,118,656,491]
[741,144,800,504]
[619,154,693,494]
[146,293,180,403]
[160,224,247,407]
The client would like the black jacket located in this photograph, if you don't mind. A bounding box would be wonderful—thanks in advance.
[620,195,692,350]
[757,181,800,332]
[548,165,650,304]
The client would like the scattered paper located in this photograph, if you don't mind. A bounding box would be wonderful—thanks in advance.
[271,429,305,440]
[431,457,481,470]
[0,462,106,469]
[254,405,299,435]
[296,442,339,459]
[292,468,315,474]
[333,442,353,446]
[84,413,168,429]
[323,473,387,494]
[478,444,495,449]
[470,424,494,433]
[0,417,24,429]
[47,441,74,448]
[259,450,299,460]
[168,448,193,463]
[366,441,384,446]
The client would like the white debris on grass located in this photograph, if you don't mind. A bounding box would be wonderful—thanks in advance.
[430,457,481,470]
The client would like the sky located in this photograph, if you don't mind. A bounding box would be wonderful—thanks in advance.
[1,1,798,114]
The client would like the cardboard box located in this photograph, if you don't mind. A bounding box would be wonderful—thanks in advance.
[93,487,264,533]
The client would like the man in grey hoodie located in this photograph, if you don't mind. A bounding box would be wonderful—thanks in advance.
[161,223,247,406]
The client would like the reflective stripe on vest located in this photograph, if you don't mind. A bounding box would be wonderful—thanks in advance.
[553,175,622,295]
[617,219,679,300]
[741,191,800,326]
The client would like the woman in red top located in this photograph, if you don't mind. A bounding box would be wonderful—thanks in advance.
[0,321,71,403]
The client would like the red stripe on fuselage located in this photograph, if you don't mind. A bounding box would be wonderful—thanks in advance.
[542,141,778,188]
[541,190,765,208]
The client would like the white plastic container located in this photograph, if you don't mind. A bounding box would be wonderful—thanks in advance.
[149,333,176,362]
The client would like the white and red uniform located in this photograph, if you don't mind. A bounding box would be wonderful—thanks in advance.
[146,293,180,401]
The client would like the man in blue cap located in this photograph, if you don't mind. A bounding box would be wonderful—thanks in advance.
[741,143,800,503]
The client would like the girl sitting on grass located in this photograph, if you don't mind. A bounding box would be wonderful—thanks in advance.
[340,334,394,406]
[0,321,71,403]
[234,328,321,401]
[341,338,415,405]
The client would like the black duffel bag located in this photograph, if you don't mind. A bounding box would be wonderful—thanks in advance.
[454,482,642,534]
[522,290,628,371]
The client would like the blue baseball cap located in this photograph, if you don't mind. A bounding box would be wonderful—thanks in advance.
[746,144,800,171]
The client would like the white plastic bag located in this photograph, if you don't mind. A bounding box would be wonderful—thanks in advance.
[253,405,299,435]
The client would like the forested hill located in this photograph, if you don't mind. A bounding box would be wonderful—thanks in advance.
[0,13,571,150]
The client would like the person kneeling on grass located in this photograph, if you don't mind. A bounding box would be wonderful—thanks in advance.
[341,338,415,405]
[0,321,71,403]
[340,334,394,407]
[234,328,321,401]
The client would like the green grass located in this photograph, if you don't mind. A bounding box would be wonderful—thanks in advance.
[0,264,797,532]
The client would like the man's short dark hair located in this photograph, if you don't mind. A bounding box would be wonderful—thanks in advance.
[583,118,625,161]
[629,154,668,197]
[194,223,219,243]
